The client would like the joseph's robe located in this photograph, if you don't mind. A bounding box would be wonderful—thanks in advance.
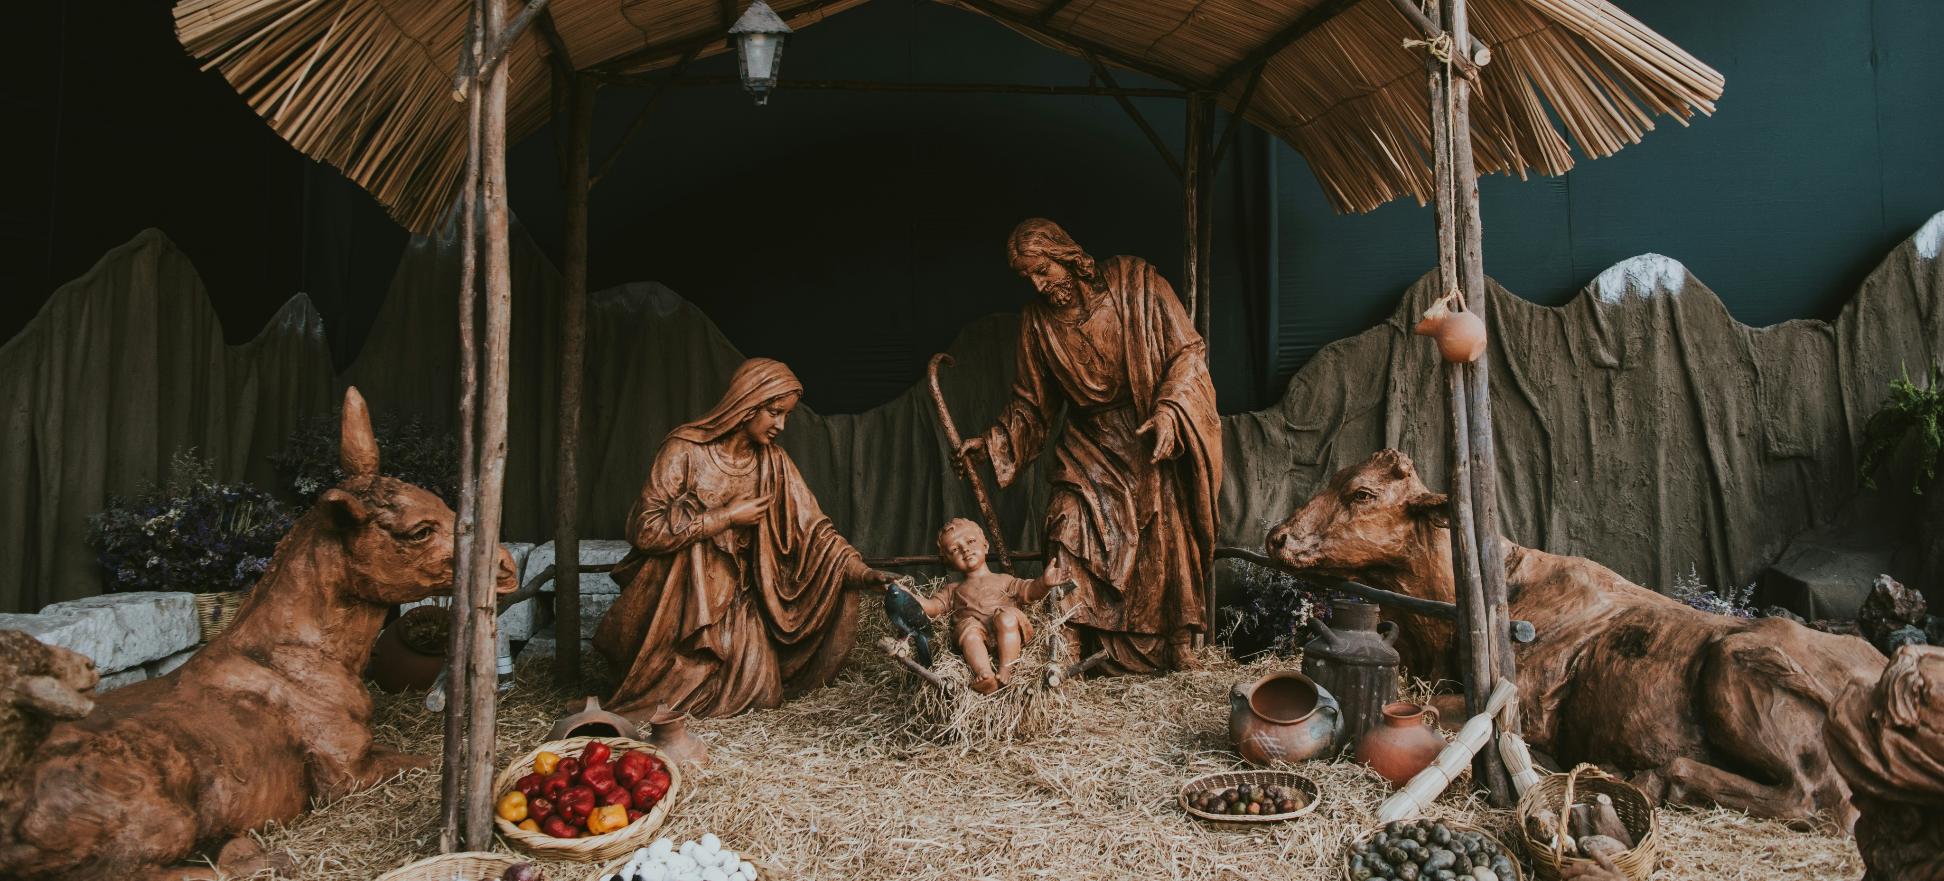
[983,255,1221,673]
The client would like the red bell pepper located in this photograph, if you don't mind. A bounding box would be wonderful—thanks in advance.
[541,770,572,799]
[528,796,554,822]
[558,757,582,782]
[541,815,579,839]
[582,761,616,790]
[581,741,613,767]
[515,773,546,798]
[600,785,633,809]
[615,751,650,788]
[631,781,660,811]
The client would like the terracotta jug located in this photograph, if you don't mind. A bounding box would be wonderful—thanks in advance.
[648,705,709,770]
[1357,700,1445,788]
[1228,670,1342,766]
[1413,298,1487,363]
[546,695,642,741]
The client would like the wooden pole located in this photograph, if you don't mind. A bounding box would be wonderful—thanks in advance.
[553,73,594,688]
[463,0,512,849]
[1448,0,1522,755]
[438,0,485,854]
[1192,94,1217,646]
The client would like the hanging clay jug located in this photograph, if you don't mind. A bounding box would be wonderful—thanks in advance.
[648,705,710,770]
[1228,670,1342,766]
[1357,700,1446,788]
[1413,297,1487,363]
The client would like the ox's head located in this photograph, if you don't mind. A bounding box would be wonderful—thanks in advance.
[316,387,517,606]
[1265,449,1451,582]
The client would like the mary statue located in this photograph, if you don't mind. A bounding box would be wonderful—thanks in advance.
[594,358,898,719]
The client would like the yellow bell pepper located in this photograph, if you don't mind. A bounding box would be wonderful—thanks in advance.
[532,751,561,776]
[586,803,629,836]
[496,790,529,823]
[518,819,540,833]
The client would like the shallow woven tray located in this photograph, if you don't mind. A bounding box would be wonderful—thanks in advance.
[1517,764,1658,881]
[584,847,783,881]
[491,736,683,862]
[1178,769,1321,823]
[1340,818,1527,881]
[373,851,526,881]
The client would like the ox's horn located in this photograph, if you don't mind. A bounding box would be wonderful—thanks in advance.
[340,386,380,479]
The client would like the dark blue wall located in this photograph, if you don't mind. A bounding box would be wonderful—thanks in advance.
[1270,0,1944,388]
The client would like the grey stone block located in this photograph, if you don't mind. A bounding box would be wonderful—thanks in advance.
[1759,539,1896,620]
[530,540,631,596]
[0,592,199,673]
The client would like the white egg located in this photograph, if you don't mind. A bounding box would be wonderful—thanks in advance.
[680,841,697,857]
[650,838,675,857]
[644,865,669,881]
[700,833,722,853]
[701,869,728,881]
[738,861,757,880]
[718,849,738,866]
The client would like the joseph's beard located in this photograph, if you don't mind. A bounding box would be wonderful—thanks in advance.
[1044,285,1078,307]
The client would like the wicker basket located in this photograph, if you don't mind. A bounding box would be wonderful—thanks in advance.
[493,736,682,862]
[1517,764,1657,881]
[1341,819,1526,881]
[194,591,246,642]
[584,849,782,881]
[1178,769,1320,823]
[373,851,526,881]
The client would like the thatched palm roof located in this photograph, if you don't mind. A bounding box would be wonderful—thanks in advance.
[173,0,1721,234]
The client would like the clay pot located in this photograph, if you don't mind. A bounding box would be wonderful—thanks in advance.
[1228,670,1342,766]
[1356,700,1445,788]
[366,614,446,693]
[546,695,642,741]
[648,705,710,770]
[1414,301,1487,363]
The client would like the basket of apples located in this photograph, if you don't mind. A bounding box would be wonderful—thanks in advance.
[493,736,682,861]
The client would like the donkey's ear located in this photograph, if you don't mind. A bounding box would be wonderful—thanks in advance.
[317,488,371,533]
[1405,492,1451,529]
[340,386,380,479]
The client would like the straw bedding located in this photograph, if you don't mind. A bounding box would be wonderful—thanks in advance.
[238,606,1861,881]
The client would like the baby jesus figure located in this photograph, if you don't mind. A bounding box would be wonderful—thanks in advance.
[914,518,1069,694]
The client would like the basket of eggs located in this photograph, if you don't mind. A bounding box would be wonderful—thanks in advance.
[493,736,683,861]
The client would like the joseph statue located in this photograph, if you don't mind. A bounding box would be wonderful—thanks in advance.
[956,218,1222,673]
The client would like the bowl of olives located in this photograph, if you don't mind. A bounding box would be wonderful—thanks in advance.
[1343,818,1524,881]
[1178,770,1318,823]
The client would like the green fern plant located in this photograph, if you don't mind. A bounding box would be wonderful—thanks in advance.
[1857,361,1944,494]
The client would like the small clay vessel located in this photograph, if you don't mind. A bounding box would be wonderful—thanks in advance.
[648,705,709,770]
[1357,700,1445,787]
[1413,298,1487,363]
[1228,670,1341,766]
[365,611,446,693]
[546,695,642,741]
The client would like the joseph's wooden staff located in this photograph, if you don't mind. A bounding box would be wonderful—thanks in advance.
[928,353,1013,572]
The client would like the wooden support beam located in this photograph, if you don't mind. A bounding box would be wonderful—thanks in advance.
[1386,0,1442,43]
[591,50,698,188]
[552,73,594,688]
[477,0,551,79]
[535,8,575,78]
[1182,93,1205,320]
[462,0,513,849]
[1085,53,1183,179]
[719,0,739,30]
[1211,62,1266,172]
[438,1,484,854]
[951,0,1196,90]
[1210,0,1360,91]
[1037,0,1077,24]
[589,0,849,74]
[603,72,1189,99]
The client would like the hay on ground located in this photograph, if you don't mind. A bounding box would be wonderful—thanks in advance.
[240,639,1862,881]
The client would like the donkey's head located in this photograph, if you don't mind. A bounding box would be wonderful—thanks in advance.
[317,387,516,606]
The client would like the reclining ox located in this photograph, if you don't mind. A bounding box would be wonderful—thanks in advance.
[0,388,516,880]
[1265,449,1884,825]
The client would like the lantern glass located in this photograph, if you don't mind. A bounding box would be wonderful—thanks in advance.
[740,33,780,93]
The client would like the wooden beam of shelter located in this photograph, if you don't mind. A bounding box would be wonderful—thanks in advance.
[535,7,575,77]
[719,0,739,30]
[1086,52,1183,179]
[1210,0,1362,91]
[1212,62,1267,170]
[1037,0,1076,23]
[620,73,1187,98]
[591,50,699,188]
[949,0,1196,90]
[479,0,551,79]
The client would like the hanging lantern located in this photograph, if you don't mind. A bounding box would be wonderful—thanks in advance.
[728,1,792,106]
